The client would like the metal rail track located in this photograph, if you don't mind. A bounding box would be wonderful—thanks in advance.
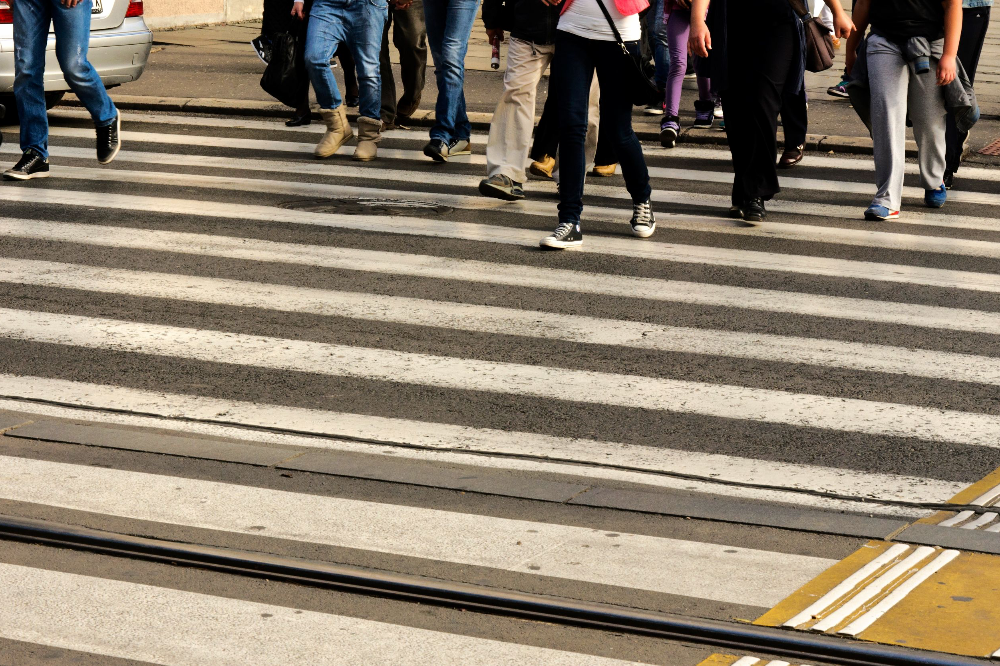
[0,514,986,666]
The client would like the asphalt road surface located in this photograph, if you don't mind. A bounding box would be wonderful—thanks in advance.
[0,109,998,665]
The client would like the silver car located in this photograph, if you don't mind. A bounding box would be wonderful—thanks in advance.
[0,0,152,109]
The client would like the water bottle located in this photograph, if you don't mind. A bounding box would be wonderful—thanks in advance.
[491,35,501,70]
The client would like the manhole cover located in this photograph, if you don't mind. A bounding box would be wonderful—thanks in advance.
[280,197,452,217]
[979,138,1000,156]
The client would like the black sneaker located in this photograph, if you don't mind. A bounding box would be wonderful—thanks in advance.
[3,150,50,180]
[251,36,272,64]
[96,112,121,164]
[744,197,766,222]
[943,170,955,190]
[423,139,449,163]
[630,199,656,238]
[479,174,524,201]
[540,221,583,249]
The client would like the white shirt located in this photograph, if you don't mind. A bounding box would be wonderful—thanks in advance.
[558,0,641,42]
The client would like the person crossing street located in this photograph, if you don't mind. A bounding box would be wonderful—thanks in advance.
[4,0,122,180]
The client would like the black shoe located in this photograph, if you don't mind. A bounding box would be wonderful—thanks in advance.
[630,199,656,238]
[540,221,583,249]
[3,150,50,180]
[423,139,449,163]
[943,170,955,190]
[479,174,525,201]
[286,114,312,127]
[728,202,745,219]
[744,197,766,222]
[96,112,121,164]
[346,96,360,108]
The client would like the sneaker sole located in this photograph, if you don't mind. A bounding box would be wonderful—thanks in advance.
[691,122,713,130]
[827,90,850,98]
[97,114,122,165]
[864,211,900,221]
[539,239,583,250]
[630,224,655,239]
[644,110,665,116]
[2,170,50,181]
[659,130,678,148]
[423,146,448,163]
[479,181,524,202]
[528,164,554,179]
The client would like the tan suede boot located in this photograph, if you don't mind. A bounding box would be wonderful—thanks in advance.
[353,116,382,162]
[314,106,353,158]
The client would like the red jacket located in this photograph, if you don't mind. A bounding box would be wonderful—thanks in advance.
[560,0,649,18]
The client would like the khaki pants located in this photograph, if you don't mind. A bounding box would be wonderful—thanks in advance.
[486,37,599,184]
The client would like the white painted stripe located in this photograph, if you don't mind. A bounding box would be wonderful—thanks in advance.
[45,165,1000,260]
[5,220,1000,336]
[972,483,1000,506]
[810,546,936,633]
[5,309,1000,447]
[837,550,960,636]
[0,563,636,666]
[39,126,1000,208]
[2,189,999,294]
[731,659,761,666]
[937,510,976,527]
[8,258,1000,387]
[763,661,791,666]
[0,378,956,513]
[985,522,1000,533]
[10,143,996,233]
[960,512,998,530]
[0,455,835,606]
[782,543,912,629]
[44,110,1000,187]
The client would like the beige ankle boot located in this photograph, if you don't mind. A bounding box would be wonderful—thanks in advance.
[353,116,382,161]
[314,105,353,158]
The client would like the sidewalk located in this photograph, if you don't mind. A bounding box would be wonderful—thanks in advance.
[63,14,1000,160]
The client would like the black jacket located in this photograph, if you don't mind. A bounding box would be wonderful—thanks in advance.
[482,0,563,46]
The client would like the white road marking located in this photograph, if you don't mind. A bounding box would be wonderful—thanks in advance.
[0,379,957,514]
[731,659,762,666]
[972,483,1000,506]
[5,219,1000,336]
[7,143,995,233]
[959,512,998,529]
[0,563,640,666]
[0,456,835,606]
[2,309,1000,447]
[6,258,1000,387]
[45,165,1000,259]
[0,189,997,293]
[937,510,976,527]
[783,543,912,628]
[837,550,960,636]
[810,546,936,632]
[40,125,1000,206]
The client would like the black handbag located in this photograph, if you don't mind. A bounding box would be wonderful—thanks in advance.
[592,0,662,106]
[260,31,310,108]
[787,0,835,73]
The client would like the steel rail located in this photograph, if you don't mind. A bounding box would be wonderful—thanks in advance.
[0,514,986,666]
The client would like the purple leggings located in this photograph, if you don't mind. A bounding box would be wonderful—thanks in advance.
[664,9,712,118]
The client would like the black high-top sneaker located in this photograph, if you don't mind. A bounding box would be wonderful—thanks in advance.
[630,199,656,238]
[3,149,49,180]
[539,221,583,250]
[96,112,121,165]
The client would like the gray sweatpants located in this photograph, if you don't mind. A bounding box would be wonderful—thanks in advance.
[867,34,948,211]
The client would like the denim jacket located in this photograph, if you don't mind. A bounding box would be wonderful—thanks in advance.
[963,0,993,8]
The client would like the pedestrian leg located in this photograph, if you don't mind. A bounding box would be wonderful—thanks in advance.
[305,1,352,157]
[907,55,948,196]
[11,0,51,161]
[348,0,389,160]
[866,34,910,213]
[778,85,808,168]
[945,6,991,182]
[422,0,479,156]
[379,7,398,125]
[394,0,428,118]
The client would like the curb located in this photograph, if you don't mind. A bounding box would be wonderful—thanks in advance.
[64,93,909,157]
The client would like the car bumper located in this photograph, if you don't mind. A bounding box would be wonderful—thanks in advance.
[0,19,152,93]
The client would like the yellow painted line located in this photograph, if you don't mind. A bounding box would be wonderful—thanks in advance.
[696,655,742,666]
[695,656,814,666]
[918,464,1000,527]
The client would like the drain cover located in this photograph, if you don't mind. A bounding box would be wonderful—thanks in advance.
[280,197,452,217]
[979,138,1000,156]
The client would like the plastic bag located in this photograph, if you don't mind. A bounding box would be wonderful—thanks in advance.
[260,31,309,108]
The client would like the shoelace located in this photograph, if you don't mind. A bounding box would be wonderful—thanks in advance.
[551,222,575,238]
[632,201,651,225]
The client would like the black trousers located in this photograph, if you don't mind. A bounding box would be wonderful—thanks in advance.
[722,19,796,204]
[379,0,428,124]
[945,6,991,174]
[780,84,808,149]
[531,83,617,167]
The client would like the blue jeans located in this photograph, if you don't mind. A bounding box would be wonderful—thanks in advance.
[423,0,479,142]
[13,0,117,159]
[552,30,651,227]
[646,0,670,89]
[305,0,388,119]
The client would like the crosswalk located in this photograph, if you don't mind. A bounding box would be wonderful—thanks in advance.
[0,108,998,664]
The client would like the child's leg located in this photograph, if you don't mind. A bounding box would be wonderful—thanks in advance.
[907,61,948,191]
[866,34,909,211]
[664,10,690,118]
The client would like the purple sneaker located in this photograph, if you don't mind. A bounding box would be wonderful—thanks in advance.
[659,117,680,148]
[693,100,714,129]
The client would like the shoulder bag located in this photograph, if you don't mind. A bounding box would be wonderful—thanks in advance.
[591,0,663,106]
[787,0,835,73]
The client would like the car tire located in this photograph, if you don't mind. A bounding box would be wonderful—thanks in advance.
[45,91,65,109]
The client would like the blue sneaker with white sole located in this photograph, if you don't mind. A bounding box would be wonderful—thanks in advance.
[924,184,947,208]
[864,204,899,221]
